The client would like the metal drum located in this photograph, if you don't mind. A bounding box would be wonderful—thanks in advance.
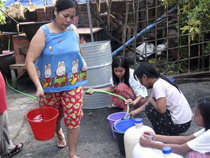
[81,41,112,109]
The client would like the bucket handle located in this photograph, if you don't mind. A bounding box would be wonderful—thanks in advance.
[38,101,45,122]
[85,89,129,119]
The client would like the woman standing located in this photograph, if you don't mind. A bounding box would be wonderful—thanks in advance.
[25,0,87,157]
[131,62,192,135]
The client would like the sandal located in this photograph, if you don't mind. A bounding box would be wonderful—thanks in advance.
[57,130,67,148]
[4,143,23,158]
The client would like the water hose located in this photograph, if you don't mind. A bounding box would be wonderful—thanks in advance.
[4,76,129,119]
[86,89,129,119]
[4,75,37,100]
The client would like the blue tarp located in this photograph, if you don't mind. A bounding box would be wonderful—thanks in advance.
[3,0,92,7]
[3,0,54,7]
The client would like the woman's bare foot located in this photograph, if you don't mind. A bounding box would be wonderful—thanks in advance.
[70,154,80,158]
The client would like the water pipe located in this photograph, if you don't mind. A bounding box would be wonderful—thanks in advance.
[112,5,177,57]
[86,89,129,119]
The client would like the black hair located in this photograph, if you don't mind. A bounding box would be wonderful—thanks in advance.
[112,56,130,87]
[52,0,78,20]
[197,98,210,130]
[134,62,180,92]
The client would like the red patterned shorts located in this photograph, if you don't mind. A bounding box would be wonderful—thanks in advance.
[42,86,84,129]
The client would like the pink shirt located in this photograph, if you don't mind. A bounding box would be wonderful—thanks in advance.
[0,71,8,114]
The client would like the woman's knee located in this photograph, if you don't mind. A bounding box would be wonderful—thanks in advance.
[145,103,153,114]
[187,151,210,158]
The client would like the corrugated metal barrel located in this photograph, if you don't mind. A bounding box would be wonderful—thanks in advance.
[81,41,112,109]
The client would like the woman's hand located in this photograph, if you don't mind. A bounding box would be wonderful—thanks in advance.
[143,131,156,140]
[129,109,138,118]
[125,99,135,106]
[85,88,95,95]
[140,133,155,148]
[36,86,45,102]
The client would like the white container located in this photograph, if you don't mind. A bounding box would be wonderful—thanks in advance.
[161,146,184,158]
[133,135,162,158]
[133,145,184,158]
[124,118,154,158]
[163,146,172,158]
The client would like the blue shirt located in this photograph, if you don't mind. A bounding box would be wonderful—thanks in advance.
[36,24,87,93]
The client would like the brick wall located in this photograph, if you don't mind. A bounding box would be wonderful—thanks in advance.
[36,6,54,22]
[36,1,133,27]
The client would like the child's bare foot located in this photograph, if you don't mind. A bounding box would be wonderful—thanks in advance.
[107,104,116,109]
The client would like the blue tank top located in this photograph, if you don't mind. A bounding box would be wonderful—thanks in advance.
[35,24,87,93]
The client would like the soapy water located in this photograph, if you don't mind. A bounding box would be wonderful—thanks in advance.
[33,114,44,122]
[32,113,54,122]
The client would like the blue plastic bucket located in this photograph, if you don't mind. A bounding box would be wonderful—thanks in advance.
[114,118,135,133]
[107,112,127,138]
[112,118,135,156]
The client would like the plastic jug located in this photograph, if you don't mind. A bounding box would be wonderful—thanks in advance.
[124,118,154,158]
[132,135,163,158]
[163,146,172,158]
[133,144,184,158]
[156,146,184,158]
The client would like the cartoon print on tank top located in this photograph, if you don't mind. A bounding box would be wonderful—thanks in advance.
[69,59,80,85]
[42,64,54,88]
[80,57,87,81]
[80,71,87,81]
[49,45,53,51]
[36,66,41,82]
[54,61,68,88]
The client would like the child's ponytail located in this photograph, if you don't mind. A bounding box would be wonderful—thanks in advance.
[134,62,180,92]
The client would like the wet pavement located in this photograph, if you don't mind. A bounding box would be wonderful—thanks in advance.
[5,76,210,158]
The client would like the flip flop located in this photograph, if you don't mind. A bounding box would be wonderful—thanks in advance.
[4,143,23,158]
[57,132,67,148]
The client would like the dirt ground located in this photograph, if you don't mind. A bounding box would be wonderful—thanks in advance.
[5,77,210,158]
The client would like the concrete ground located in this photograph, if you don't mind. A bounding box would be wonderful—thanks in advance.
[5,76,210,158]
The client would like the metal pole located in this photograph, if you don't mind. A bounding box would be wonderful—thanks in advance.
[86,0,94,42]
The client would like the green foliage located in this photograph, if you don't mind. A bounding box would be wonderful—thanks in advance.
[204,42,210,54]
[160,0,178,8]
[0,0,6,25]
[161,0,210,42]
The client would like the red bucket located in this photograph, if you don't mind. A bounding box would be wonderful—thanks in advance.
[26,107,58,141]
